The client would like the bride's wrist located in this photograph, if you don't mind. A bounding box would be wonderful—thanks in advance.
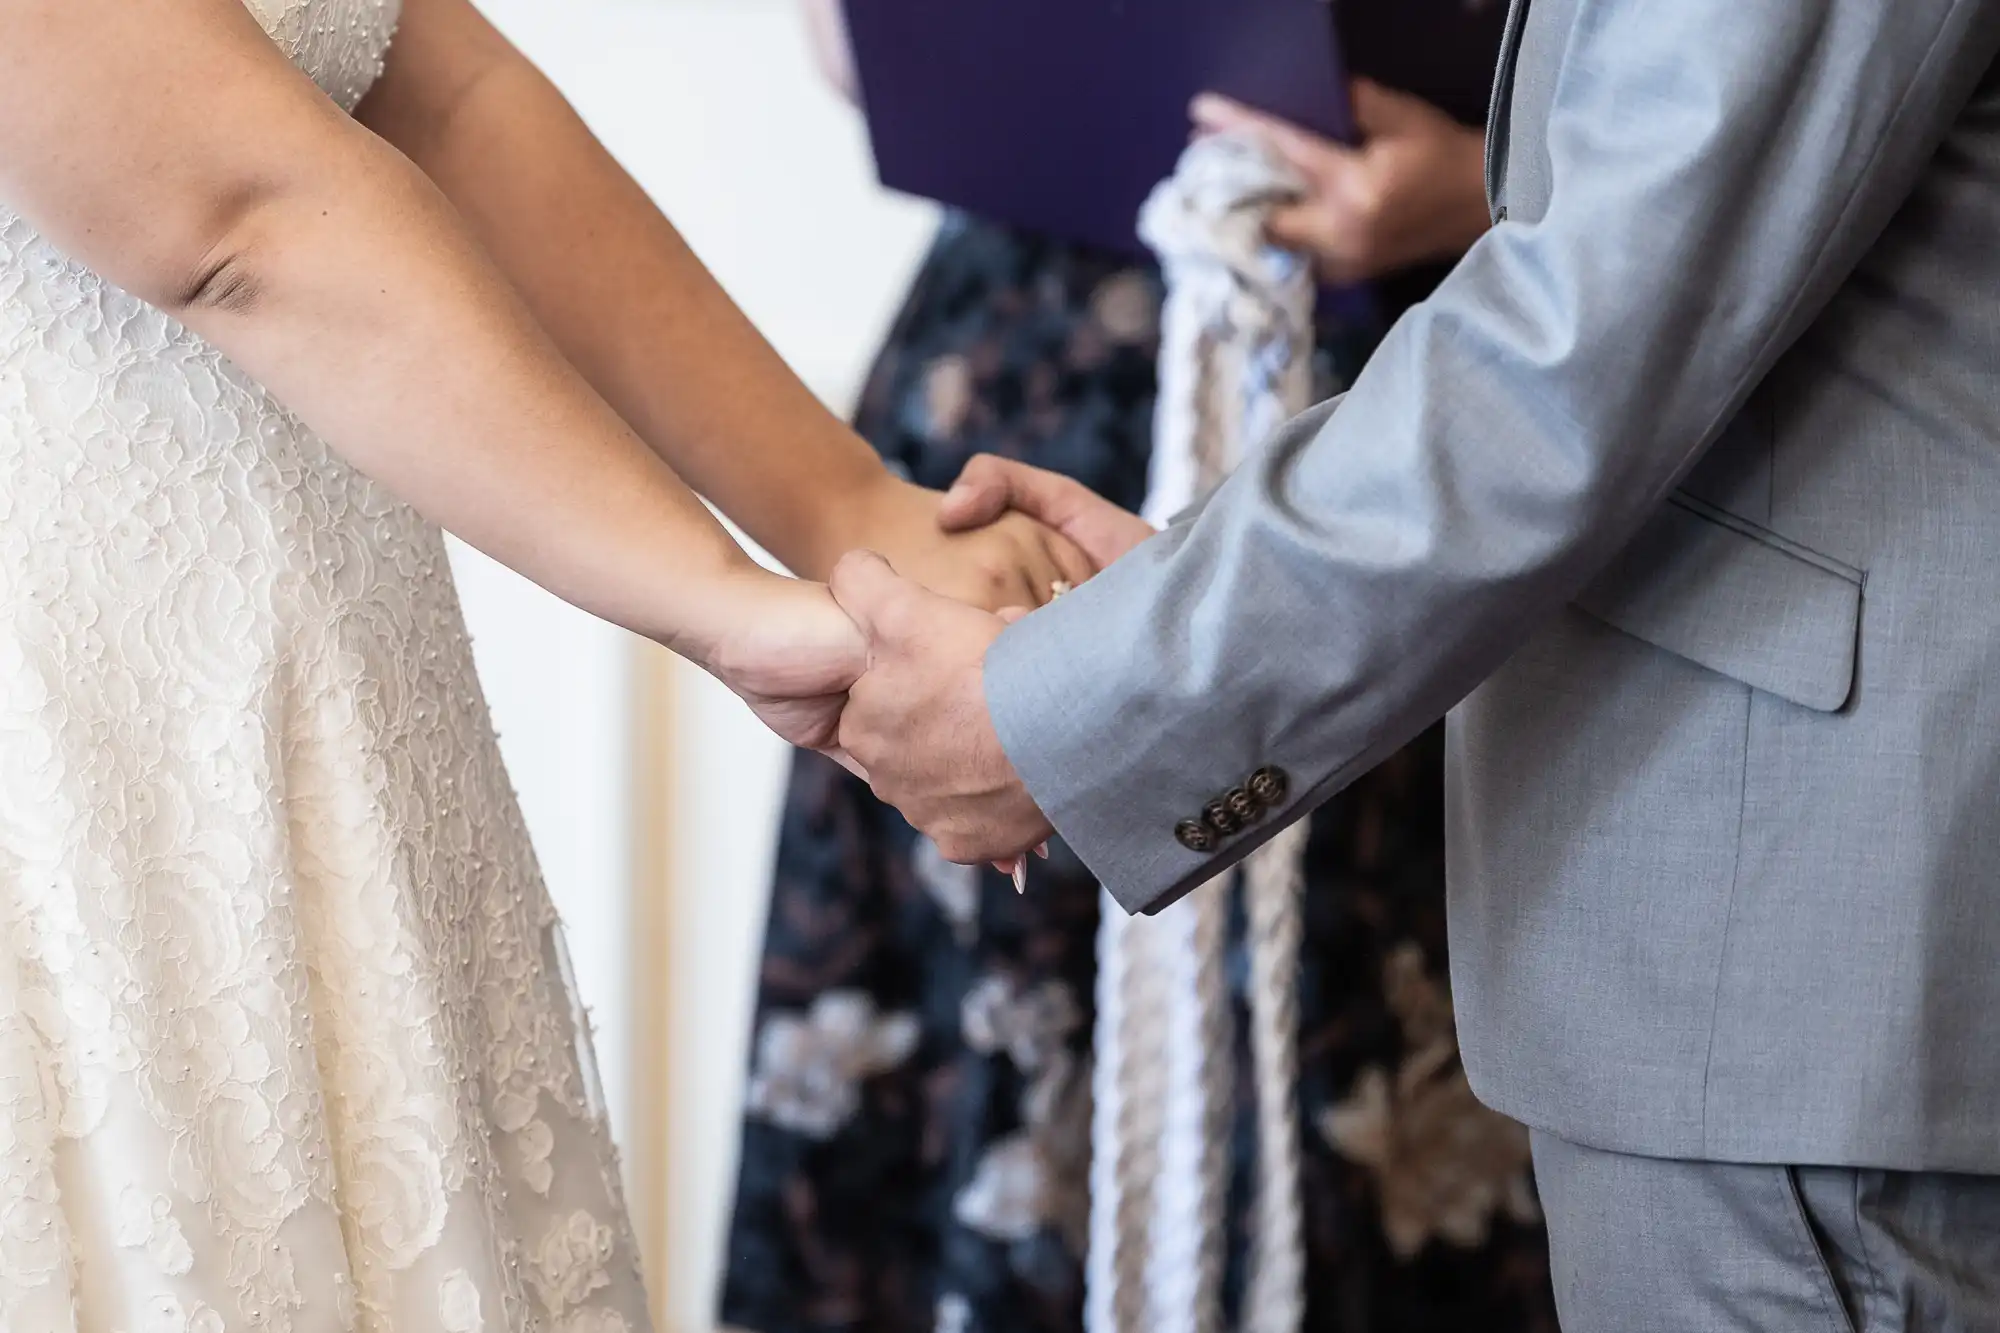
[656,559,783,677]
[789,470,922,581]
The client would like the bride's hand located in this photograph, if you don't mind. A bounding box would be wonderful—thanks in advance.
[809,476,1096,613]
[699,570,868,756]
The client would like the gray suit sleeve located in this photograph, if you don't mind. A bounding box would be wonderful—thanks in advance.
[984,0,2000,915]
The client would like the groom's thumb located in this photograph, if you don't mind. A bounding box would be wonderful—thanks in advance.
[830,549,913,645]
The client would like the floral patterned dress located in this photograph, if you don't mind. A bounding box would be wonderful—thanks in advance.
[721,10,1551,1328]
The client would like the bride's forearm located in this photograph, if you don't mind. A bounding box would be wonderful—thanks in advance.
[179,144,768,664]
[358,0,895,579]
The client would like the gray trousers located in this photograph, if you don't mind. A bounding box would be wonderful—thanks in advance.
[1531,1133,2000,1332]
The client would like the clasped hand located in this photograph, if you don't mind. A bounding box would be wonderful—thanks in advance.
[835,459,1154,863]
[721,462,1152,867]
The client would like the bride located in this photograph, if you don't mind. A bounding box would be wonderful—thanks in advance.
[0,0,1089,1329]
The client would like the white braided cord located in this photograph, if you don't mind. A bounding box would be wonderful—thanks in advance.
[1086,905,1161,1333]
[1239,823,1311,1333]
[1086,133,1316,1333]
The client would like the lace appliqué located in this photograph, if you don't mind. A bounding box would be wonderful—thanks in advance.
[0,2,649,1330]
[116,1189,197,1276]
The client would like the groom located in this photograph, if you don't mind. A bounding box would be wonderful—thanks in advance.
[825,0,2000,1324]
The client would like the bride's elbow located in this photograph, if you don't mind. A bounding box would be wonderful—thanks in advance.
[146,138,428,322]
[160,189,276,318]
[173,252,265,317]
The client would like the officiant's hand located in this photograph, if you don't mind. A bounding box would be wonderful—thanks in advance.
[937,455,1156,569]
[830,550,1054,863]
[1191,80,1490,284]
[810,474,1095,614]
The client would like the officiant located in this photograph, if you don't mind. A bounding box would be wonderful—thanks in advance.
[720,3,1553,1330]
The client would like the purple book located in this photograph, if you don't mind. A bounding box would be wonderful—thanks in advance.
[843,0,1355,260]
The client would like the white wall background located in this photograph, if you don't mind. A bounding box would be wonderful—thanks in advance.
[449,1,936,1329]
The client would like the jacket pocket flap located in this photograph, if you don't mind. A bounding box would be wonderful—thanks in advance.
[1574,495,1862,713]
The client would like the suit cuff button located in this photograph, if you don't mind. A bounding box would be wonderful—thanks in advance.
[1247,766,1289,807]
[1175,818,1218,853]
[1224,786,1260,824]
[1202,799,1241,837]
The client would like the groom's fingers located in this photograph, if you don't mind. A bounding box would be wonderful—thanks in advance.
[942,456,1106,582]
[935,457,1014,530]
[1043,530,1098,591]
[940,455,1090,536]
[830,548,925,650]
[942,454,1155,571]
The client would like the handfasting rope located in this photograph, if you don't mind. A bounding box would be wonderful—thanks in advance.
[1086,134,1317,1333]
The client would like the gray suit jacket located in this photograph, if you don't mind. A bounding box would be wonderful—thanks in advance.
[985,0,2000,1172]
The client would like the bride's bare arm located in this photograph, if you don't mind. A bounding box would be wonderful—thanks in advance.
[0,0,856,743]
[356,0,1089,604]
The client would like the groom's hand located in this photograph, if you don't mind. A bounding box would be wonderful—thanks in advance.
[831,550,1054,864]
[938,455,1157,570]
[812,476,1093,614]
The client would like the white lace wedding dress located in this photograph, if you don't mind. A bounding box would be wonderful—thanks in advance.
[0,3,651,1331]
